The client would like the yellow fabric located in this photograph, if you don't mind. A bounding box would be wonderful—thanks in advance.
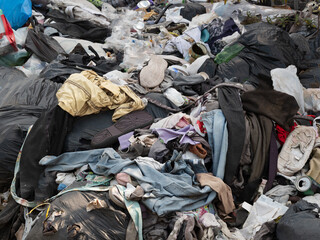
[56,70,145,121]
[142,10,158,21]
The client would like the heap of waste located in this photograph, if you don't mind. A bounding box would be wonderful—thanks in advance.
[1,0,320,239]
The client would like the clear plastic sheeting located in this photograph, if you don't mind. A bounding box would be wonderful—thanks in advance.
[212,0,297,21]
[16,55,48,77]
[104,9,164,69]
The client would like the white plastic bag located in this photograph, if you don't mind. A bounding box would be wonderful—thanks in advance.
[188,12,218,30]
[14,27,28,47]
[304,88,320,112]
[103,70,132,86]
[271,65,305,114]
[165,7,189,24]
[240,195,288,240]
[163,87,185,107]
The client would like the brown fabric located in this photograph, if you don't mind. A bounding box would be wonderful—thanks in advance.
[247,113,273,183]
[127,186,145,201]
[196,173,235,215]
[189,143,207,159]
[126,219,139,240]
[231,112,272,187]
[241,89,299,131]
[167,215,187,240]
[240,113,252,166]
[15,223,24,240]
[91,110,154,148]
[190,135,212,164]
[232,114,252,189]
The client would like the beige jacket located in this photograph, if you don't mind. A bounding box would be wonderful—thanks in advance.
[56,70,145,121]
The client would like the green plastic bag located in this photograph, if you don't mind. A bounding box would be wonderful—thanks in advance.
[214,43,245,64]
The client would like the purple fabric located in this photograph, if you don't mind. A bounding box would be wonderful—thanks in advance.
[154,125,199,145]
[264,131,278,193]
[118,131,134,150]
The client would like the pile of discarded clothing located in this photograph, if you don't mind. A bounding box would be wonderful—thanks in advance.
[1,0,320,239]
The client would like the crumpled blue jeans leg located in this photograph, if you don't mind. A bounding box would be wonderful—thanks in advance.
[202,109,228,179]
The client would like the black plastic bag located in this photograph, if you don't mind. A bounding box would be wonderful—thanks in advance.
[0,105,44,192]
[0,66,27,90]
[46,9,112,43]
[178,3,206,21]
[25,18,65,63]
[60,44,123,75]
[0,78,62,109]
[26,187,130,240]
[39,62,81,83]
[0,67,61,109]
[217,22,304,87]
[25,30,65,62]
[216,56,250,82]
[299,67,320,88]
[17,106,73,201]
[277,200,320,240]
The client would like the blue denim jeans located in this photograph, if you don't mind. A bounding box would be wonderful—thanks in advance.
[201,109,228,180]
[40,148,216,216]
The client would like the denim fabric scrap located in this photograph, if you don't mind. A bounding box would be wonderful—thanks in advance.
[39,148,216,216]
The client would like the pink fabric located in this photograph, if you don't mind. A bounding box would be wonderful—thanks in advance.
[116,172,131,186]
